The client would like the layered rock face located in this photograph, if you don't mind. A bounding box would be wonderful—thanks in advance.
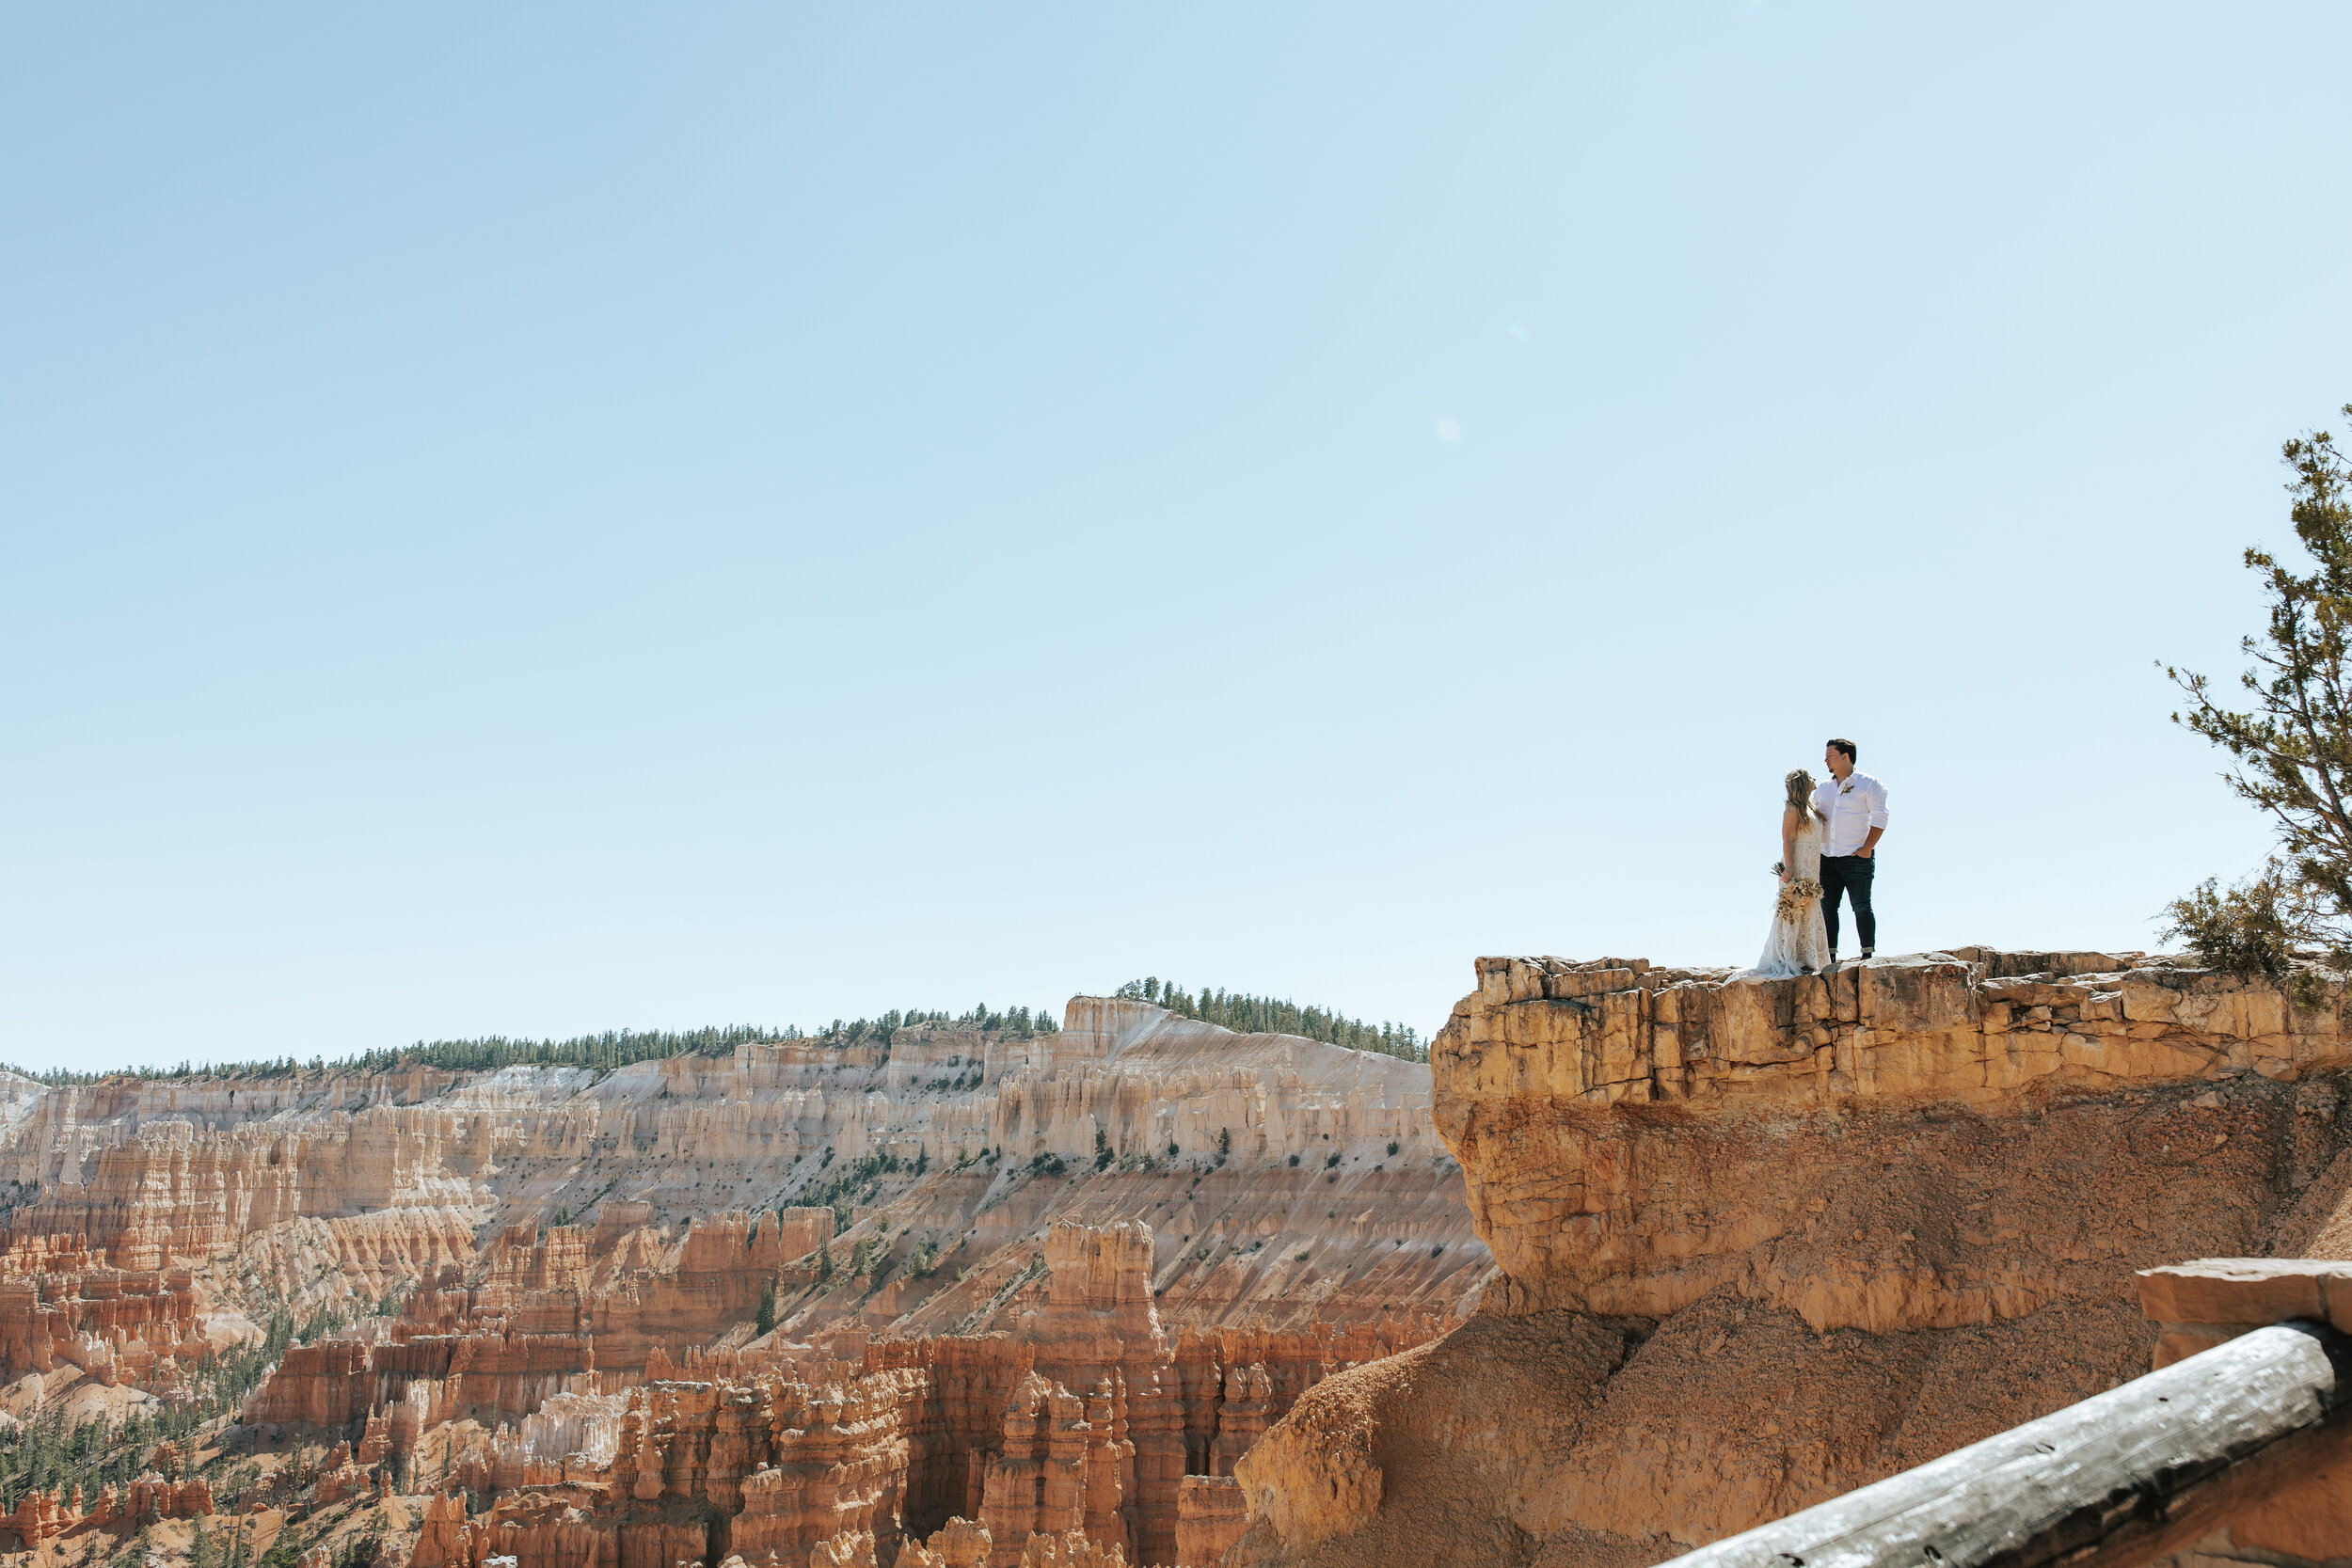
[220,1004,1485,1465]
[1228,951,2352,1568]
[241,1205,842,1429]
[8,1002,1482,1343]
[1175,1477,1247,1566]
[13,1107,491,1270]
[1438,948,2352,1328]
[390,1217,1441,1568]
[0,1230,213,1390]
[0,1000,1475,1566]
[0,1469,213,1551]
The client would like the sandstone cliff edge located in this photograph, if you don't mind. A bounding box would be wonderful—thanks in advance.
[1228,948,2352,1568]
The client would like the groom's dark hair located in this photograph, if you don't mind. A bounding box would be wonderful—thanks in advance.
[1827,737,1856,762]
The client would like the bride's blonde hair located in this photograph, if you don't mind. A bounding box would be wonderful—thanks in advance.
[1784,768,1820,823]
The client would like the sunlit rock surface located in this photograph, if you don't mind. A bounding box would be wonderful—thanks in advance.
[0,999,1485,1565]
[1227,950,2352,1568]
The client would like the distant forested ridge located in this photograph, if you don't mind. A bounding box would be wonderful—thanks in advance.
[24,983,1431,1083]
[1111,977,1427,1063]
[818,1004,1057,1048]
[19,1001,1061,1085]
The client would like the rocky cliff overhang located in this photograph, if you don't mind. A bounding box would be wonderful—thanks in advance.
[1430,949,2352,1328]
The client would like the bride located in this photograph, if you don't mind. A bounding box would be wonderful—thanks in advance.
[1755,768,1830,976]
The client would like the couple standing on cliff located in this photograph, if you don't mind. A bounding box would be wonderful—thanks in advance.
[1753,737,1889,978]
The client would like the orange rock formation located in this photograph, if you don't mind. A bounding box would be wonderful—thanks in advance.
[0,1228,213,1391]
[11,1004,1481,1343]
[0,1471,213,1551]
[0,1000,1483,1566]
[380,1216,1440,1568]
[1225,949,2352,1567]
[1176,1475,1248,1566]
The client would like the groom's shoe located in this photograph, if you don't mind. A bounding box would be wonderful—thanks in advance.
[1861,949,1873,959]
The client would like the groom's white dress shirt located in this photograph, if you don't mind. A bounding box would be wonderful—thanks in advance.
[1812,771,1889,857]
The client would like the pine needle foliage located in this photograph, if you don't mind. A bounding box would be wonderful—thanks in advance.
[1112,977,1427,1062]
[817,1005,1058,1046]
[2164,404,2352,975]
[13,1002,1062,1085]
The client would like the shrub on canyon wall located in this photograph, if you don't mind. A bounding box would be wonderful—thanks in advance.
[2166,404,2352,977]
[2158,871,2300,977]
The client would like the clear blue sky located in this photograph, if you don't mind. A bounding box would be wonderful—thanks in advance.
[6,5,2345,1070]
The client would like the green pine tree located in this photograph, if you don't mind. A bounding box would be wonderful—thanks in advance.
[755,1276,776,1337]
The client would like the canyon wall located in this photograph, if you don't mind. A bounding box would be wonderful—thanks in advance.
[0,1233,214,1391]
[383,1217,1443,1568]
[147,1002,1487,1371]
[0,999,1486,1566]
[0,1003,1481,1340]
[1227,950,2352,1568]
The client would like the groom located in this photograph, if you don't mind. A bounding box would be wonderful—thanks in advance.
[1811,738,1888,962]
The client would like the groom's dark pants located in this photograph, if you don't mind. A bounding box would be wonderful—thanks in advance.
[1820,854,1876,955]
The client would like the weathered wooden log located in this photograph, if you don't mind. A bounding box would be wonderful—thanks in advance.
[1653,1321,2352,1568]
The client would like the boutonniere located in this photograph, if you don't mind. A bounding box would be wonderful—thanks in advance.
[1840,782,1854,795]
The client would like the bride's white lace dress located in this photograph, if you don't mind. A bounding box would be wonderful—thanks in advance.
[1756,816,1830,976]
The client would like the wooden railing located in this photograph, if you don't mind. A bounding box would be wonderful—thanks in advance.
[1654,1259,2352,1568]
